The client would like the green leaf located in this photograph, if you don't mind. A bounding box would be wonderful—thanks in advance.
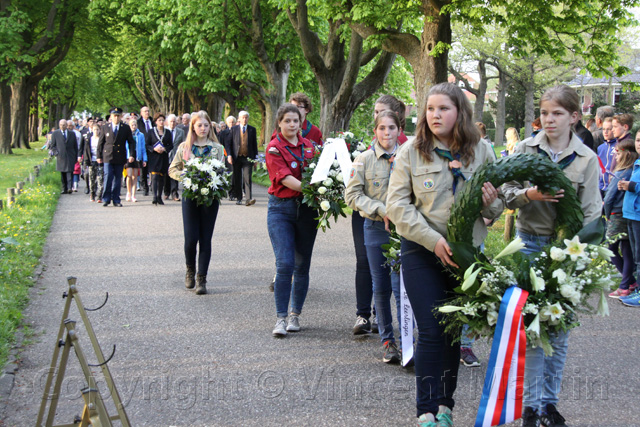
[448,241,478,274]
[575,218,605,245]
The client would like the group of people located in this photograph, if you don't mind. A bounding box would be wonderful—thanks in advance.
[46,83,640,427]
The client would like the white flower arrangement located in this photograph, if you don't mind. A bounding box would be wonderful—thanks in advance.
[181,156,232,207]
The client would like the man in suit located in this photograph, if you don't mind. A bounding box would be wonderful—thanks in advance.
[49,119,81,194]
[177,113,190,133]
[137,106,153,196]
[97,107,136,207]
[219,115,236,200]
[226,111,257,206]
[164,114,185,201]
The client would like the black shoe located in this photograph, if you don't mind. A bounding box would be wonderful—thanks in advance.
[236,200,243,205]
[103,201,110,207]
[540,404,566,427]
[84,188,90,194]
[152,198,158,205]
[113,202,123,207]
[229,194,236,201]
[157,198,164,205]
[61,190,68,195]
[144,189,149,196]
[522,407,540,427]
[352,316,372,335]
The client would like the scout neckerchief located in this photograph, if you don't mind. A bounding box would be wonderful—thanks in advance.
[277,134,304,170]
[301,120,313,138]
[379,143,398,175]
[536,146,576,170]
[192,143,212,158]
[434,147,466,194]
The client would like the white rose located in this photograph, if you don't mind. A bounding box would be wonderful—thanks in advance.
[320,200,331,211]
[336,173,344,182]
[343,131,354,138]
[201,188,209,195]
[552,269,567,284]
[318,186,327,195]
[323,179,333,187]
[309,163,316,169]
[550,247,566,261]
[183,178,192,188]
[332,160,340,168]
[560,284,581,305]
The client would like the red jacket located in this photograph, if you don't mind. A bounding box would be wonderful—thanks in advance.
[266,133,315,198]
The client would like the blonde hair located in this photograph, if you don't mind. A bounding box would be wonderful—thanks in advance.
[183,111,218,161]
[505,127,520,154]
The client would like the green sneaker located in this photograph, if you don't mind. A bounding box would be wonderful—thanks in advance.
[436,407,453,427]
[417,413,437,427]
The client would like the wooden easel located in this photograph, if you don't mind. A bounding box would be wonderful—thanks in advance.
[36,277,130,427]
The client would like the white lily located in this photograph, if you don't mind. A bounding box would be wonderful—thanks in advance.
[461,265,482,291]
[596,246,615,261]
[526,313,541,337]
[438,305,464,313]
[487,310,499,326]
[597,289,610,316]
[563,235,587,261]
[463,263,477,280]
[494,237,526,260]
[529,267,546,292]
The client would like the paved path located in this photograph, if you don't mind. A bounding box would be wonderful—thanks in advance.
[2,179,639,426]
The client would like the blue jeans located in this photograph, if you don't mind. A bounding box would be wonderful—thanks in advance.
[364,219,400,343]
[102,163,124,204]
[267,195,319,318]
[352,212,374,318]
[516,230,569,411]
[401,238,460,417]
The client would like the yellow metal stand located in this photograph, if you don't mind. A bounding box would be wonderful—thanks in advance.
[36,277,130,427]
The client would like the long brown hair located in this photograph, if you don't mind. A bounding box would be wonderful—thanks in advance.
[614,136,639,172]
[183,111,218,161]
[415,83,479,165]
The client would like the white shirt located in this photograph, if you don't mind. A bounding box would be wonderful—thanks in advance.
[90,135,99,162]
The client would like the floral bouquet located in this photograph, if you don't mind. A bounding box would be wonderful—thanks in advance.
[382,225,402,273]
[438,222,615,355]
[181,157,232,207]
[301,134,367,232]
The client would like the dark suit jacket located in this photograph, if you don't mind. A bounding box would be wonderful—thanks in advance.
[97,123,136,164]
[167,127,185,163]
[226,124,258,160]
[574,120,595,152]
[50,129,79,172]
[137,117,154,138]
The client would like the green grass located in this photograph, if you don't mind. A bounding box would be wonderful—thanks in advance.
[0,143,48,202]
[0,157,59,369]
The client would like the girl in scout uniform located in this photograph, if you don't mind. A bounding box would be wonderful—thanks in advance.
[169,111,225,296]
[502,85,601,427]
[346,110,403,364]
[387,83,502,427]
[265,103,318,337]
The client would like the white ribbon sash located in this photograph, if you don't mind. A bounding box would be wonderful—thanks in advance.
[310,138,353,187]
[400,269,414,367]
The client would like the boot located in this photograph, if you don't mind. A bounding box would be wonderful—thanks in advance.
[195,274,207,295]
[185,265,196,289]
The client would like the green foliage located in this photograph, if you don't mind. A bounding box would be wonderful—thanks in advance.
[447,153,584,272]
[0,159,59,369]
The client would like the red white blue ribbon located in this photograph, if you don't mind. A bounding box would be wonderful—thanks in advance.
[475,286,529,427]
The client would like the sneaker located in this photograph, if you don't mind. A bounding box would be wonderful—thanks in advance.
[621,290,640,307]
[352,316,372,335]
[269,274,275,292]
[629,283,638,292]
[436,407,453,427]
[131,197,137,202]
[382,340,401,364]
[286,314,301,332]
[609,287,631,299]
[272,318,287,337]
[371,315,379,334]
[460,347,481,367]
[540,403,566,427]
[417,413,437,427]
[522,406,540,427]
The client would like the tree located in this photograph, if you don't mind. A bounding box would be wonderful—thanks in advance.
[283,0,397,135]
[349,0,639,117]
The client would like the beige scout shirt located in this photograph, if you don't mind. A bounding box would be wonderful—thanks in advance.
[502,131,602,237]
[168,140,225,181]
[387,139,504,252]
[345,142,395,221]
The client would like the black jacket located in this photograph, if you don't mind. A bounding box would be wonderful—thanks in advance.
[574,120,595,152]
[97,123,136,164]
[50,129,78,172]
[146,127,174,173]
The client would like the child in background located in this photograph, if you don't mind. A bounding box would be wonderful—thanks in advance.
[617,130,640,307]
[605,138,638,298]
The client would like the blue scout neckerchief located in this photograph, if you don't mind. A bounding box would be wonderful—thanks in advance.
[536,146,577,170]
[433,147,466,194]
[192,144,212,158]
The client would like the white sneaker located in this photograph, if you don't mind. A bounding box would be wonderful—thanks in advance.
[125,193,131,202]
[272,318,287,337]
[131,197,137,202]
[286,314,301,332]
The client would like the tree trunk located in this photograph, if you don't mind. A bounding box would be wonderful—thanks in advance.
[0,81,13,154]
[46,99,54,131]
[10,77,32,149]
[206,93,226,122]
[473,60,488,123]
[523,63,535,137]
[29,84,39,142]
[494,70,507,147]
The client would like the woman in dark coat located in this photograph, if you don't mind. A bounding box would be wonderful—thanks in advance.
[146,112,173,205]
